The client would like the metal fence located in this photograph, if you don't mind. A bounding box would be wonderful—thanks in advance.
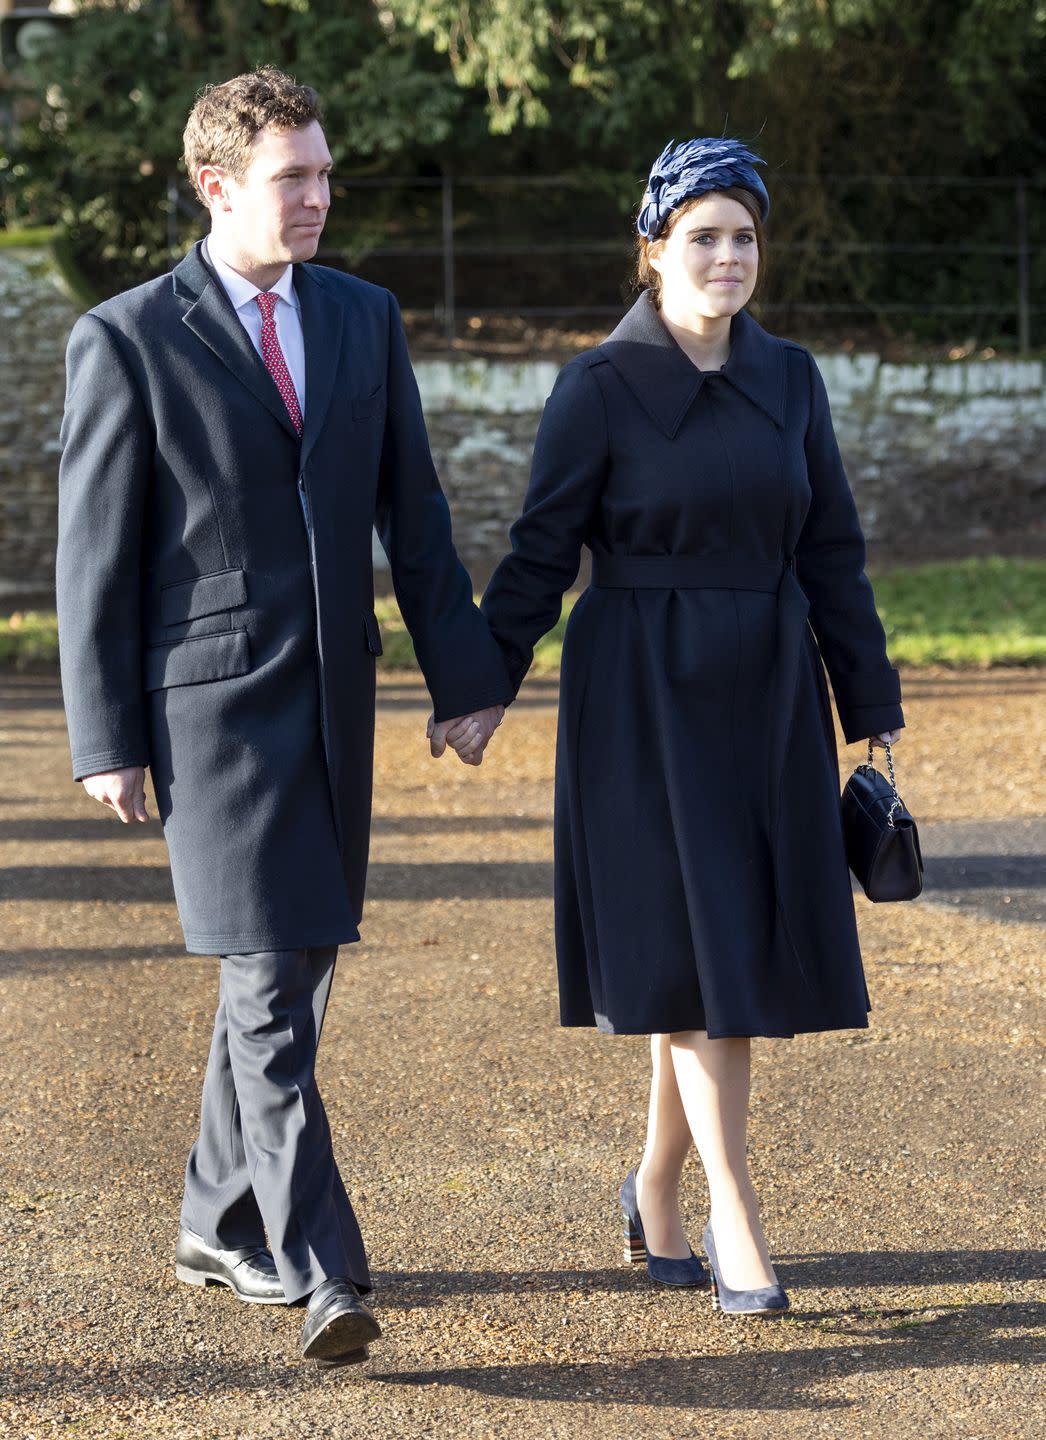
[162,169,1046,351]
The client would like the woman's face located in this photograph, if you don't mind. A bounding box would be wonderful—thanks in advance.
[649,192,759,318]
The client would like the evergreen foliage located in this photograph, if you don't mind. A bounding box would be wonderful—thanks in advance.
[2,1,1044,337]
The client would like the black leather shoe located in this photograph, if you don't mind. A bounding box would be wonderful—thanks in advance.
[301,1278,382,1364]
[175,1226,287,1305]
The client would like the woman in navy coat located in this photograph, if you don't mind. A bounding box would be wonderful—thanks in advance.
[481,140,904,1312]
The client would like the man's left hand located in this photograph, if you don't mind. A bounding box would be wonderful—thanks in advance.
[427,706,505,766]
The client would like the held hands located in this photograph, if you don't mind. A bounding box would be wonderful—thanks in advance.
[82,765,150,822]
[427,706,505,766]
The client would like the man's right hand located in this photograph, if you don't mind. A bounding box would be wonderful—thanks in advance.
[427,707,504,766]
[82,766,150,823]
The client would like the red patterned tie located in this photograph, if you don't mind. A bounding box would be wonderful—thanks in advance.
[255,290,303,435]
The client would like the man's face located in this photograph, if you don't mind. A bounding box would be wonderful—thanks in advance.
[211,121,332,267]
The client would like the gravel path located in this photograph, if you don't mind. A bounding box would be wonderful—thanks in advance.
[0,667,1043,1439]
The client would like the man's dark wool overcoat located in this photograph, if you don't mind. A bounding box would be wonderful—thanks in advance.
[482,291,905,1037]
[57,240,511,954]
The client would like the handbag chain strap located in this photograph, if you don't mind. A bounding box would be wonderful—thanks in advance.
[866,738,903,827]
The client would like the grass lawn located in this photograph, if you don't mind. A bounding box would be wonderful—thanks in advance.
[3,557,1044,673]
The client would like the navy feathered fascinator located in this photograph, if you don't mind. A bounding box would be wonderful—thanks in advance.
[637,138,770,239]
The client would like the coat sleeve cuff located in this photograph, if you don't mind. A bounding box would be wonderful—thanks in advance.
[72,750,149,782]
[830,666,901,710]
[828,667,903,745]
[838,703,905,746]
[431,685,516,725]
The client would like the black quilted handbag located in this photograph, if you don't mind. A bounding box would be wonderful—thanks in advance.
[841,740,923,902]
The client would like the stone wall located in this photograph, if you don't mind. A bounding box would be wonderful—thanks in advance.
[808,352,1046,560]
[417,352,1046,587]
[1,244,1044,607]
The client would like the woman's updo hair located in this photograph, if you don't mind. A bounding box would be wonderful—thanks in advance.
[634,185,768,307]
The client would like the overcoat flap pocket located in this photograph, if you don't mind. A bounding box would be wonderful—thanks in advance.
[363,611,383,656]
[144,629,250,692]
[352,383,385,420]
[160,568,247,626]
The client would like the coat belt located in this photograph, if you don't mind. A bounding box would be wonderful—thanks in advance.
[590,553,793,591]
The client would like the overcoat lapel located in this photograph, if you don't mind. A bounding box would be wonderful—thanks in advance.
[294,264,344,468]
[172,241,301,442]
[600,289,787,437]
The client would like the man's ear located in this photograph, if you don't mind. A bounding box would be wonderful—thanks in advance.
[197,164,232,213]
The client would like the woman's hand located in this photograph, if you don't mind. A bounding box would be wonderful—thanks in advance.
[869,730,901,748]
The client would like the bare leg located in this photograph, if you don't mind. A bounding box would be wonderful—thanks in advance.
[668,1030,778,1290]
[634,1033,693,1258]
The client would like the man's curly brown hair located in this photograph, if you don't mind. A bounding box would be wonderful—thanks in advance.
[183,66,324,206]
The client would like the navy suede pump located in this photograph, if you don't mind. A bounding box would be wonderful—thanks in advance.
[702,1221,789,1315]
[619,1168,708,1288]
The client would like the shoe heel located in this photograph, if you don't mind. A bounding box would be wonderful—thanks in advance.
[175,1263,209,1288]
[622,1211,647,1265]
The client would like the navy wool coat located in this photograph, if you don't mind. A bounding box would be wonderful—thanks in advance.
[57,240,511,954]
[482,291,904,1037]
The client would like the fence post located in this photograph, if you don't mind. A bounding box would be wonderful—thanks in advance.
[1015,177,1030,354]
[441,170,456,345]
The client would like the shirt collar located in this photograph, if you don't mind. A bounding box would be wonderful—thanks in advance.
[599,290,787,437]
[203,237,300,314]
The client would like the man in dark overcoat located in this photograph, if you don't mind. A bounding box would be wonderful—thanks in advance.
[56,67,510,1364]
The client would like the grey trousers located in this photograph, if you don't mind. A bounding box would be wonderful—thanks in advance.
[179,946,370,1304]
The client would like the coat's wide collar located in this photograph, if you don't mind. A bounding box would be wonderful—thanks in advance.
[599,290,788,437]
[172,240,343,464]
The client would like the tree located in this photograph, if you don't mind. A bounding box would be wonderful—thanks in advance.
[4,0,1043,337]
[4,0,469,291]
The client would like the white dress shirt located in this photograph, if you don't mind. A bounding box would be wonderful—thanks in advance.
[204,239,306,419]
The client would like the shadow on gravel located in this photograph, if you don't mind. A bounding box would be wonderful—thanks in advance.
[0,945,186,975]
[900,673,1046,693]
[0,719,66,730]
[0,1360,316,1405]
[0,814,550,841]
[377,1302,1043,1410]
[374,680,561,713]
[922,856,1044,889]
[0,818,163,841]
[5,854,1043,907]
[374,693,560,713]
[1,1303,1039,1410]
[0,861,557,902]
[0,865,176,902]
[779,1249,1046,1285]
[372,1251,1045,1307]
[916,853,1045,925]
[0,686,63,711]
[372,815,551,835]
[3,858,1041,918]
